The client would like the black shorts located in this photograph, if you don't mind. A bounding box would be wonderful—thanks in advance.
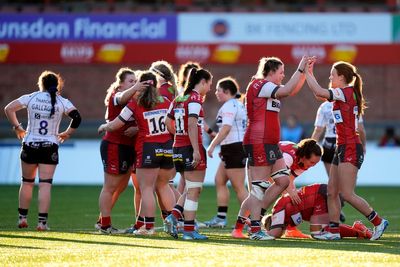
[21,142,59,165]
[321,146,335,164]
[243,143,283,167]
[173,145,207,172]
[136,140,174,169]
[100,140,135,174]
[220,142,246,169]
[332,143,364,169]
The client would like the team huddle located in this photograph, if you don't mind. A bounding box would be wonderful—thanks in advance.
[4,55,389,241]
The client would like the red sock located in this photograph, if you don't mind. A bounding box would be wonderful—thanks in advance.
[145,217,155,230]
[100,216,111,228]
[184,220,195,232]
[339,224,358,238]
[286,225,296,231]
[171,209,183,220]
[234,216,247,231]
[369,213,382,226]
[134,216,145,230]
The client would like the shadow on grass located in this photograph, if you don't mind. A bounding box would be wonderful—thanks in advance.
[0,232,176,250]
[200,229,400,255]
[0,244,44,250]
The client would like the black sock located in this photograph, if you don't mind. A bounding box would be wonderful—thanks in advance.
[329,222,339,228]
[18,208,28,218]
[217,206,228,219]
[38,213,48,224]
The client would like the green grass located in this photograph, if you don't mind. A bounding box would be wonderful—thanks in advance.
[0,185,399,266]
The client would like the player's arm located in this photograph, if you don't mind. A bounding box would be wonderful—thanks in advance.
[358,120,367,154]
[311,126,325,142]
[116,81,147,106]
[58,109,82,143]
[207,124,231,158]
[275,56,308,98]
[4,99,26,140]
[283,175,301,204]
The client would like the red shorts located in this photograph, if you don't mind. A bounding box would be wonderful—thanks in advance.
[332,143,364,169]
[100,140,135,175]
[244,144,283,166]
[173,145,207,172]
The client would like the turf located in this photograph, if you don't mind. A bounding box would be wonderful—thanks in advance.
[0,185,399,266]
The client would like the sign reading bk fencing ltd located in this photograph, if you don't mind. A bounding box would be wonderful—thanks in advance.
[0,14,177,42]
[178,13,392,44]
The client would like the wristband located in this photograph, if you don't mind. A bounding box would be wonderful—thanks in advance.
[12,123,22,130]
[207,128,213,134]
[298,68,304,73]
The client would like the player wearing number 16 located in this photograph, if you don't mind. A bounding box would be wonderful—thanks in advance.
[4,70,82,231]
[98,71,175,234]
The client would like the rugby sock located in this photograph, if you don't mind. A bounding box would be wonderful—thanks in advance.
[18,208,28,219]
[100,216,111,229]
[234,216,248,230]
[134,216,145,230]
[217,206,228,219]
[161,210,170,220]
[171,205,184,220]
[286,225,296,231]
[339,224,358,237]
[145,217,155,230]
[38,213,48,225]
[183,220,195,232]
[250,220,261,234]
[328,222,340,233]
[367,210,382,226]
[260,208,267,220]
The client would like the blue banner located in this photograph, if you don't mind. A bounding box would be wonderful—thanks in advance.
[0,14,177,42]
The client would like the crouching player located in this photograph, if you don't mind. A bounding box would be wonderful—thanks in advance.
[261,183,372,239]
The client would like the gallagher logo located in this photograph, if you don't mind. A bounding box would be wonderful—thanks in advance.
[212,20,228,38]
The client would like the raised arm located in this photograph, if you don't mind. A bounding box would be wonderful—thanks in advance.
[275,56,308,98]
[116,81,147,106]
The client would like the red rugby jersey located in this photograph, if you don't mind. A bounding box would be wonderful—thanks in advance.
[243,79,281,145]
[120,96,172,148]
[103,91,137,147]
[330,86,361,145]
[159,82,176,102]
[167,90,204,147]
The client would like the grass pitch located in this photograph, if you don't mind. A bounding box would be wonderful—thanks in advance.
[0,185,399,266]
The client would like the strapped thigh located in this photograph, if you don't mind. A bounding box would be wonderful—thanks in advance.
[271,168,290,180]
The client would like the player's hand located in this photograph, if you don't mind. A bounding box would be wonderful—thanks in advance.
[98,124,107,135]
[57,131,70,143]
[289,191,302,205]
[124,126,138,137]
[306,56,317,75]
[14,127,26,140]
[192,150,201,168]
[207,145,215,158]
[297,55,308,72]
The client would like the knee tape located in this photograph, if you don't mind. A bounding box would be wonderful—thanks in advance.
[185,180,203,190]
[39,178,53,184]
[271,168,290,180]
[184,199,199,211]
[22,177,35,183]
[250,180,271,201]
